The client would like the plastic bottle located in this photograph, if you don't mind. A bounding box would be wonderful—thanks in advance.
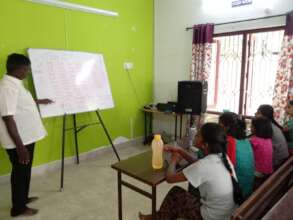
[188,123,197,148]
[151,134,164,169]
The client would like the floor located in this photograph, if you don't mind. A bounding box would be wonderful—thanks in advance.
[0,143,186,220]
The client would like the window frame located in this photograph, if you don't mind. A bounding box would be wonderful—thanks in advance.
[207,26,285,117]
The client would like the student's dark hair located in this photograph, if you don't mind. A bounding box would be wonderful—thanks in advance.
[6,53,31,73]
[289,100,293,106]
[251,117,273,139]
[219,112,246,140]
[200,123,244,205]
[257,104,283,130]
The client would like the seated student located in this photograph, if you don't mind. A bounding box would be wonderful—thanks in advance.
[139,123,242,220]
[218,115,236,166]
[255,105,289,169]
[284,100,293,155]
[250,117,273,189]
[219,112,254,198]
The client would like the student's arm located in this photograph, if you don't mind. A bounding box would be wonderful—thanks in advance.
[164,146,197,163]
[2,116,30,164]
[166,153,187,183]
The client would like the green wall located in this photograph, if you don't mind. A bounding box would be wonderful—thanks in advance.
[0,0,153,175]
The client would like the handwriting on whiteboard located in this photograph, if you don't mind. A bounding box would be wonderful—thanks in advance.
[28,49,114,118]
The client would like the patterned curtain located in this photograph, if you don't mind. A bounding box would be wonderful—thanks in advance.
[272,11,293,124]
[190,24,214,81]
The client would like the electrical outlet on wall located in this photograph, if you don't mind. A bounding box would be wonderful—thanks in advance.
[124,62,134,70]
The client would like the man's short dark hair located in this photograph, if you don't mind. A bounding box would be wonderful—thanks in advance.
[6,53,31,73]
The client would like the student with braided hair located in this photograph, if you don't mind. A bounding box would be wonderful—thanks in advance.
[250,117,273,189]
[255,105,289,169]
[218,112,238,166]
[139,123,242,220]
[219,112,254,198]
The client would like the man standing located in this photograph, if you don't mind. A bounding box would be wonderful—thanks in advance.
[0,53,52,217]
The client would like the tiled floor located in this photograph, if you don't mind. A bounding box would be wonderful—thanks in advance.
[0,143,185,220]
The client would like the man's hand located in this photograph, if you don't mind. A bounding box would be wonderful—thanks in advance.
[2,116,30,164]
[16,146,30,164]
[36,99,54,105]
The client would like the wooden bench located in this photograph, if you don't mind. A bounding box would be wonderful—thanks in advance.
[231,156,293,220]
[261,187,293,220]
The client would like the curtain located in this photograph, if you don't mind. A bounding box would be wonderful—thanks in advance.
[190,24,214,81]
[272,11,293,124]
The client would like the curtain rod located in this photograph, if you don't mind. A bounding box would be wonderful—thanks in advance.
[185,13,286,31]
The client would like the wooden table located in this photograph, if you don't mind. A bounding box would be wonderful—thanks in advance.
[142,108,184,144]
[111,150,166,220]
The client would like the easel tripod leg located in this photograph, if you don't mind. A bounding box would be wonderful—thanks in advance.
[95,111,120,161]
[73,114,80,164]
[60,114,67,191]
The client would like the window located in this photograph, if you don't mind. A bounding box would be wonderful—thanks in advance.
[207,28,284,116]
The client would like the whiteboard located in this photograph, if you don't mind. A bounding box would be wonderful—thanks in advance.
[28,48,114,118]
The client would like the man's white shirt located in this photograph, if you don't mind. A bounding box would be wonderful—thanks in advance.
[0,75,47,149]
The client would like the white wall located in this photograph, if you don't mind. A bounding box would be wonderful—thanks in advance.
[153,0,293,135]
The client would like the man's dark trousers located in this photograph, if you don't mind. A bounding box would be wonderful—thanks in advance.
[6,143,35,214]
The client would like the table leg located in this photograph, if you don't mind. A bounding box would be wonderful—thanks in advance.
[175,115,178,141]
[144,112,147,144]
[150,112,153,135]
[180,114,183,138]
[152,186,157,220]
[118,171,122,220]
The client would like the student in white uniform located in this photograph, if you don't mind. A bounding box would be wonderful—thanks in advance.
[0,54,53,217]
[139,123,243,220]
